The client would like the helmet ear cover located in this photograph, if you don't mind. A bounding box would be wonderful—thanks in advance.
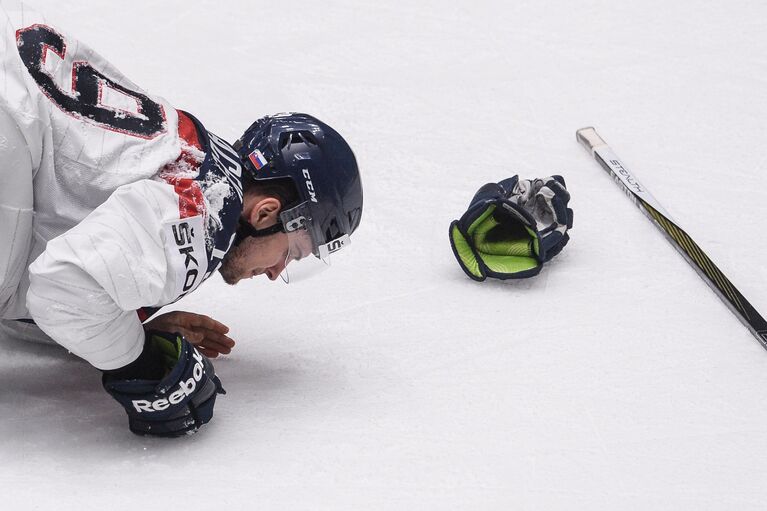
[233,200,324,258]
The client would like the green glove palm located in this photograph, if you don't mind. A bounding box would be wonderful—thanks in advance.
[450,175,573,281]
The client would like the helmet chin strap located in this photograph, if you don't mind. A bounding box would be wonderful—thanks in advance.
[233,218,284,247]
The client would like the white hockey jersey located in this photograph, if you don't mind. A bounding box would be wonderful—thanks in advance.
[0,3,244,369]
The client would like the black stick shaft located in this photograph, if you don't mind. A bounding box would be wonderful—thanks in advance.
[576,127,767,350]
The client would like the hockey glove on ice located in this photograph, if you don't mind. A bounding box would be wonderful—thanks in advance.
[102,331,226,437]
[449,175,573,281]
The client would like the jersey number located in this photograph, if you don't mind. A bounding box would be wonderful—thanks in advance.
[16,24,166,139]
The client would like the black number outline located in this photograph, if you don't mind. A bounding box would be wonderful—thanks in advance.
[16,24,167,140]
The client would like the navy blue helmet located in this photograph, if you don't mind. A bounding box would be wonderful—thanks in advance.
[234,113,363,260]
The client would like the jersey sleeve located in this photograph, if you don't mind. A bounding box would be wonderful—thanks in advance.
[26,179,208,370]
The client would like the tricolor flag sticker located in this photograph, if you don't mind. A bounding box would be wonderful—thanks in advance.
[248,149,268,170]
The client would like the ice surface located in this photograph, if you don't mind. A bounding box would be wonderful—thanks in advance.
[2,1,767,509]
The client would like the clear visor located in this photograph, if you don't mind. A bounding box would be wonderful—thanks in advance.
[278,203,351,284]
[280,229,329,283]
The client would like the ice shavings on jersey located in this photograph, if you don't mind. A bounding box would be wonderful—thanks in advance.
[157,140,235,251]
[158,141,206,218]
[163,139,206,179]
[201,177,232,234]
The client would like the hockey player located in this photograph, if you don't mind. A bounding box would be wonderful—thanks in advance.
[0,6,363,437]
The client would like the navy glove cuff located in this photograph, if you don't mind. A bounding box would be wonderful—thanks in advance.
[103,331,225,437]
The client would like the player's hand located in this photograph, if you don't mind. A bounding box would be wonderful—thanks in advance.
[144,311,235,358]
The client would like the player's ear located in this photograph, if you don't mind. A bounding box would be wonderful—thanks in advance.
[250,197,281,229]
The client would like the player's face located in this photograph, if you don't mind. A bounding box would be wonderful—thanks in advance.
[218,232,291,284]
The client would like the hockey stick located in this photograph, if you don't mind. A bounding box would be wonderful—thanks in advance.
[576,127,767,350]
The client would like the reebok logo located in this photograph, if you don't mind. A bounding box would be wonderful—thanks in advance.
[131,349,205,413]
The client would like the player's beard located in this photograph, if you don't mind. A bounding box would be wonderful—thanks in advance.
[218,239,252,285]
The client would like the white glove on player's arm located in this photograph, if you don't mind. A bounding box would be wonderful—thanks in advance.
[144,311,235,358]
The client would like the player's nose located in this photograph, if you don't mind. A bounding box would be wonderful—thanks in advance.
[266,259,287,281]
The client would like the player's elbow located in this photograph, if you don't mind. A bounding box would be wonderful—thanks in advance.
[27,255,144,370]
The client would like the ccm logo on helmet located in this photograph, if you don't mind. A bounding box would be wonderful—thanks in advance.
[131,349,205,413]
[302,169,318,203]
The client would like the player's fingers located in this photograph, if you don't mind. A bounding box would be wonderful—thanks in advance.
[197,346,219,358]
[185,312,230,334]
[201,329,235,348]
[199,336,234,355]
[199,340,230,356]
[173,326,203,344]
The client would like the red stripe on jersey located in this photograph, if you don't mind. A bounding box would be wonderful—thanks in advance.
[177,111,202,150]
[159,110,207,219]
[163,176,205,219]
